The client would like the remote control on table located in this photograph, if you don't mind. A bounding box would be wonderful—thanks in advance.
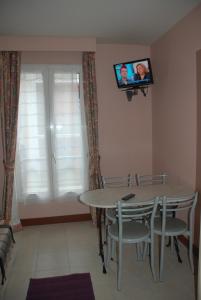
[121,193,135,201]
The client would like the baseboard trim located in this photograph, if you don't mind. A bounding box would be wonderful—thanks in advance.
[178,235,199,257]
[21,213,92,226]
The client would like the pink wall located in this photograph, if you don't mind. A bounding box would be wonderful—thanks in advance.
[151,4,201,187]
[22,51,82,64]
[96,44,152,177]
[0,36,96,51]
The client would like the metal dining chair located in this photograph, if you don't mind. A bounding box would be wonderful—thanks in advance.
[135,173,169,249]
[107,197,159,290]
[154,192,198,281]
[136,173,186,264]
[102,175,133,258]
[102,175,131,189]
[136,173,168,187]
[102,174,132,225]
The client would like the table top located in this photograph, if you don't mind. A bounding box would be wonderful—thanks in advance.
[79,184,194,208]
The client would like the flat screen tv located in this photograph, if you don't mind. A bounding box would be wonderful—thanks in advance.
[113,58,153,90]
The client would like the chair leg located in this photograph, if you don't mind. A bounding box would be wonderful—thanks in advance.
[150,240,156,281]
[104,220,108,245]
[159,234,165,281]
[106,235,111,267]
[104,213,111,245]
[142,242,148,260]
[111,239,115,260]
[136,243,141,261]
[117,242,123,290]
[189,235,194,273]
[139,242,144,259]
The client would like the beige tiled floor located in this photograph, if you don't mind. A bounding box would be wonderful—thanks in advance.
[0,221,196,300]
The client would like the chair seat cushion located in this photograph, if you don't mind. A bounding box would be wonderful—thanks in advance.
[108,221,149,242]
[154,217,187,235]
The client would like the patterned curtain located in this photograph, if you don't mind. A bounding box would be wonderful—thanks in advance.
[82,52,102,223]
[0,52,21,226]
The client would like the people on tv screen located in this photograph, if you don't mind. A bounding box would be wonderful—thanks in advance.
[119,64,133,86]
[133,63,151,81]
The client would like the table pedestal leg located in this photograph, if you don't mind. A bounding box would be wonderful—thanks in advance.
[96,208,107,274]
[166,236,182,263]
[174,237,182,263]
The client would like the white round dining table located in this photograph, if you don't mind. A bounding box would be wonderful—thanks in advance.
[79,183,194,273]
[79,183,194,208]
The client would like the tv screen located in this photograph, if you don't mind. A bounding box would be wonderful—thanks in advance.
[113,58,153,89]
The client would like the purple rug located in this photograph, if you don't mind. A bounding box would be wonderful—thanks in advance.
[26,273,95,300]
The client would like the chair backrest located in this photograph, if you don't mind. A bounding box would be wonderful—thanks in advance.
[102,174,131,188]
[160,192,198,231]
[117,197,159,240]
[129,174,138,187]
[136,173,167,187]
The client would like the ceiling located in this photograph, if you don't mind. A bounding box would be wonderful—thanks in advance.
[0,0,200,45]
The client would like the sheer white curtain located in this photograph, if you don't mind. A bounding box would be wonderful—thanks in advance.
[15,64,88,203]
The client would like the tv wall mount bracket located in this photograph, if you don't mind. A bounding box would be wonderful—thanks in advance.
[124,86,148,101]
